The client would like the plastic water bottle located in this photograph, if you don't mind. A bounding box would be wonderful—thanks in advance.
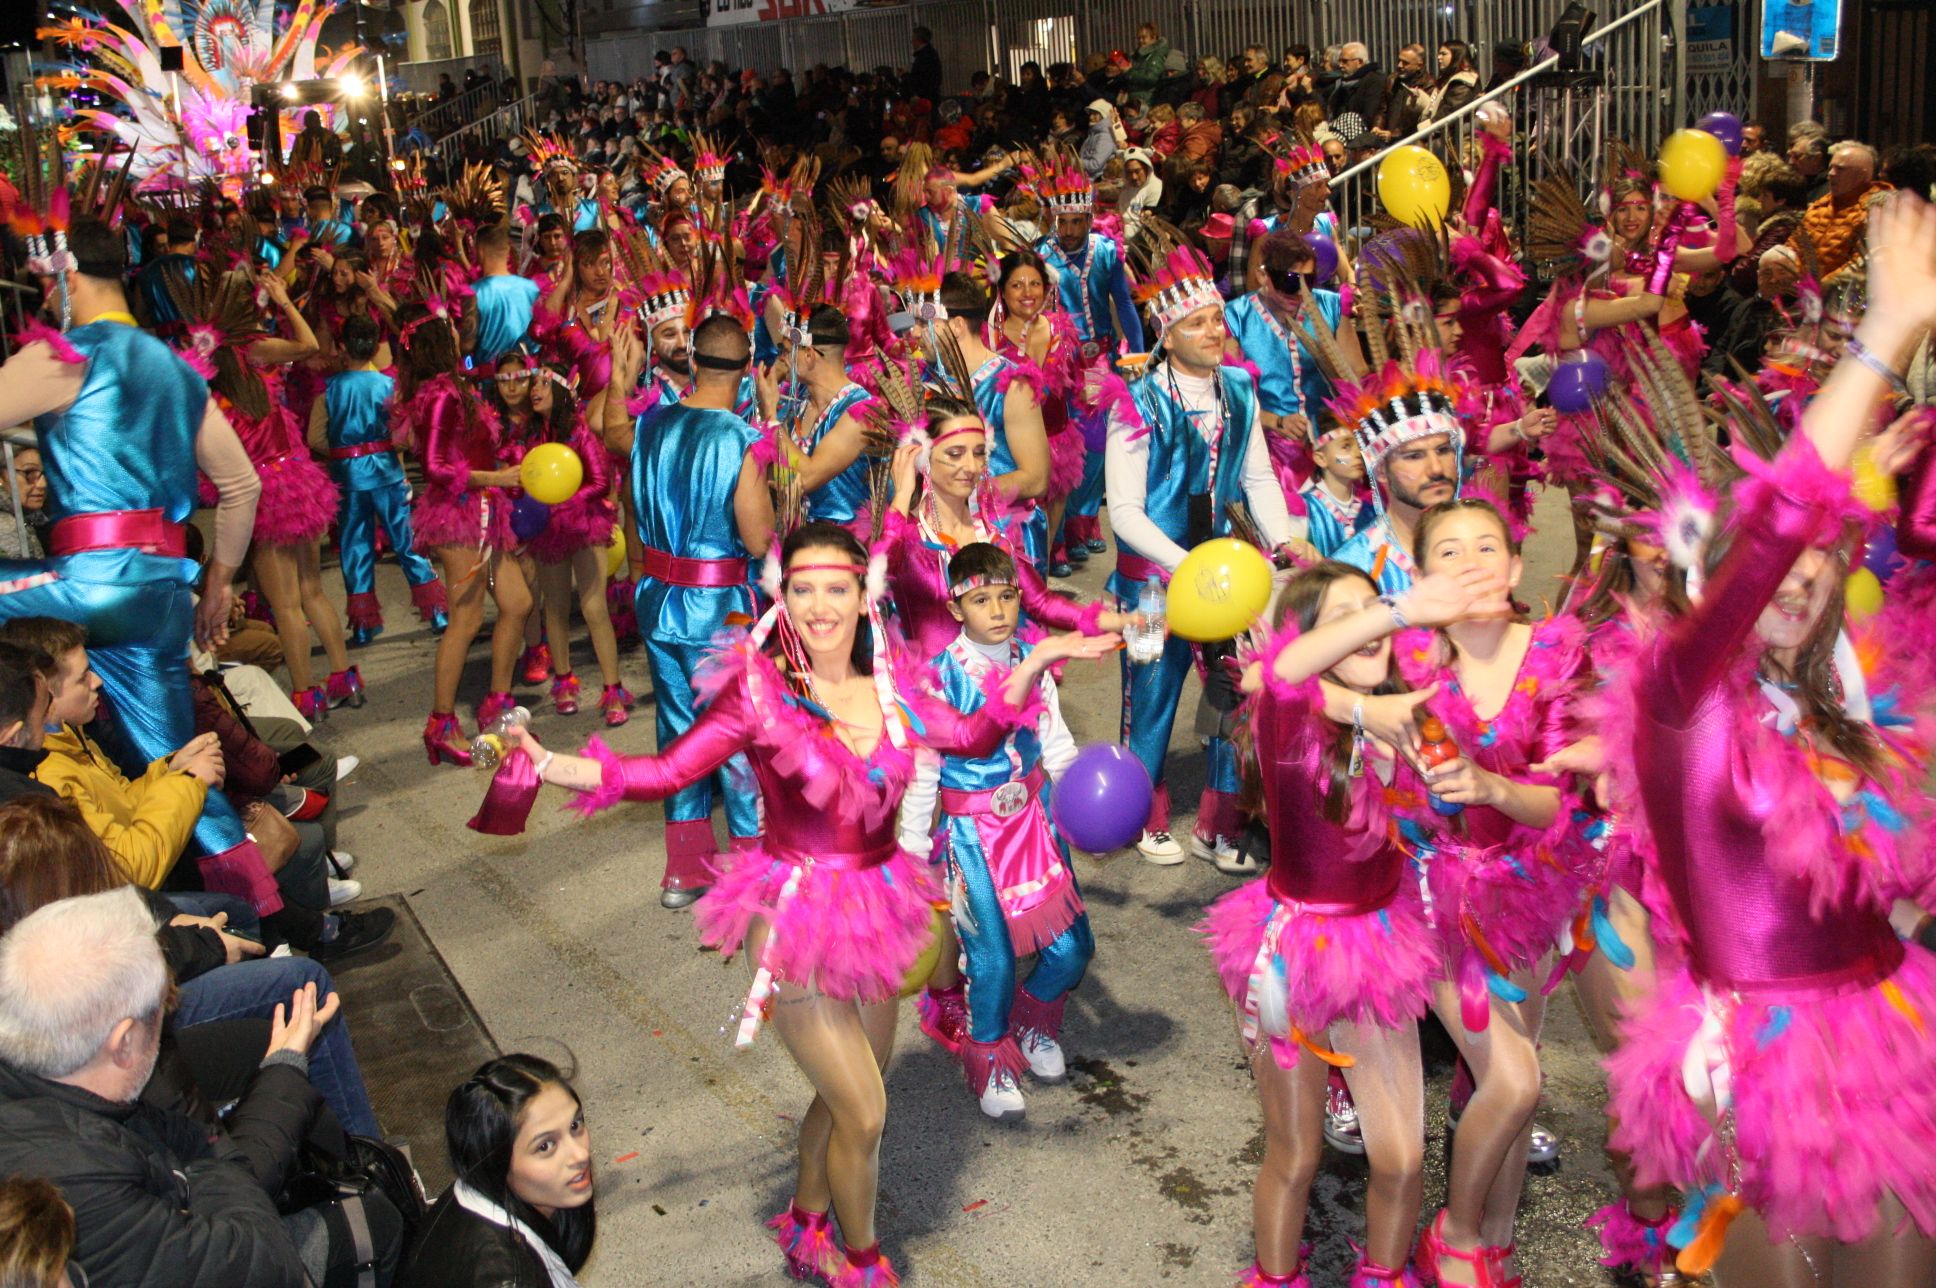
[471,706,532,771]
[1417,714,1465,816]
[1127,576,1166,664]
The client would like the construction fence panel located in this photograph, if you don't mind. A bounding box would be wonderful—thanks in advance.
[1082,0,1189,74]
[730,22,788,74]
[914,0,996,90]
[1193,0,1296,68]
[846,6,918,77]
[585,32,652,83]
[781,16,851,76]
[992,0,1081,80]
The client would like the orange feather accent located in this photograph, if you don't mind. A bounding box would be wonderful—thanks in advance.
[1674,1193,1744,1276]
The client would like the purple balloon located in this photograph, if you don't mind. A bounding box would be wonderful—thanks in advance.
[1302,232,1340,286]
[1052,743,1154,853]
[1077,405,1110,454]
[1548,353,1610,415]
[1865,524,1904,584]
[511,495,551,542]
[1697,112,1744,156]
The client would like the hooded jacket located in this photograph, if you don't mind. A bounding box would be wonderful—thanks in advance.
[34,723,207,889]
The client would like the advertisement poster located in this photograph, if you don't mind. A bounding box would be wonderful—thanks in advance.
[1761,0,1841,61]
[709,0,866,25]
[1687,4,1735,74]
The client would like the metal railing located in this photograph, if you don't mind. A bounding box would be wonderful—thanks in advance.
[394,53,507,96]
[1324,0,1671,251]
[431,91,543,172]
[404,82,501,141]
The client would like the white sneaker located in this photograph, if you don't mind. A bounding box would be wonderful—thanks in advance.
[1021,1031,1066,1082]
[978,1072,1027,1121]
[327,877,363,907]
[1190,831,1257,874]
[329,851,357,876]
[335,755,360,782]
[1137,830,1185,864]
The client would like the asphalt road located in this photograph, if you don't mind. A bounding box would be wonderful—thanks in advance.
[317,483,1625,1285]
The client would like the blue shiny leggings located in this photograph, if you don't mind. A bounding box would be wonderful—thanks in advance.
[1067,441,1106,520]
[338,482,439,598]
[0,564,246,853]
[950,830,1093,1044]
[642,633,760,838]
[1115,600,1240,827]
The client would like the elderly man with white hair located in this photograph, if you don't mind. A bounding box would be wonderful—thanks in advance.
[1790,138,1892,280]
[0,888,398,1286]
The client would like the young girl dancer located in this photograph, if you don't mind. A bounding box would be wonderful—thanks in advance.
[1205,559,1506,1287]
[503,523,1119,1286]
[989,250,1089,577]
[1397,498,1591,1287]
[397,302,536,765]
[1602,194,1936,1287]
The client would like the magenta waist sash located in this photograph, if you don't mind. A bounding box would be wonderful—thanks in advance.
[49,509,188,558]
[766,839,897,872]
[1266,856,1404,917]
[1689,897,1905,997]
[330,441,395,460]
[1115,551,1168,586]
[939,766,1047,816]
[639,545,746,588]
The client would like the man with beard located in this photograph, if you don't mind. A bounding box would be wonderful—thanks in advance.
[606,316,774,909]
[1332,420,1462,596]
[1374,43,1433,144]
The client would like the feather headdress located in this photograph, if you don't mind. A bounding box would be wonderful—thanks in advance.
[1129,216,1221,342]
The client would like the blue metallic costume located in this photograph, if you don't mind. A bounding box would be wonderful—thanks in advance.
[470,274,541,367]
[1222,289,1342,419]
[630,402,764,890]
[1300,479,1374,559]
[969,355,1049,570]
[322,367,445,631]
[1035,232,1145,539]
[792,381,873,525]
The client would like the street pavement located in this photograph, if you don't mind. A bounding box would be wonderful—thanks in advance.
[318,483,1624,1285]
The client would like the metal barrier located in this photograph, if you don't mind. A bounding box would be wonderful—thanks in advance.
[407,82,501,140]
[1323,0,1671,254]
[432,92,543,171]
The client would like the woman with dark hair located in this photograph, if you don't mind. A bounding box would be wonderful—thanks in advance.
[501,522,1116,1285]
[1422,41,1479,125]
[400,1054,596,1286]
[396,302,535,765]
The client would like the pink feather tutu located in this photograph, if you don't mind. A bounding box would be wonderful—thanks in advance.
[1045,425,1088,500]
[252,451,341,547]
[693,846,942,1002]
[528,496,616,564]
[1420,835,1584,973]
[1606,946,1936,1243]
[1199,875,1441,1035]
[413,486,512,552]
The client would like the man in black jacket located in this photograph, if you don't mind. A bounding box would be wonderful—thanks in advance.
[1327,43,1386,128]
[0,888,395,1286]
[909,27,943,105]
[0,641,54,805]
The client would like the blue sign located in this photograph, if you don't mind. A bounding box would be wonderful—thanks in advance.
[1762,0,1841,61]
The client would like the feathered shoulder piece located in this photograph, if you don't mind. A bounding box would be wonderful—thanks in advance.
[1526,160,1608,279]
[161,262,270,415]
[440,163,506,227]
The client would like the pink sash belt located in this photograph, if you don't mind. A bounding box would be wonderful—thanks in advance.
[639,546,746,588]
[50,509,188,558]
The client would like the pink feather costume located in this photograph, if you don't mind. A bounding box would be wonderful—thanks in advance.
[225,366,340,548]
[400,372,513,551]
[564,639,1041,1002]
[1394,616,1594,1028]
[1601,439,1936,1244]
[1199,622,1441,1065]
[994,310,1089,501]
[496,406,617,564]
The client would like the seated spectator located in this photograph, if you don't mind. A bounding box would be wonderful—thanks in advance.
[1788,140,1891,281]
[0,1176,73,1288]
[0,440,45,560]
[400,1054,596,1286]
[1145,103,1180,158]
[0,794,382,1138]
[1173,100,1222,166]
[1189,57,1224,119]
[0,643,52,806]
[0,888,402,1285]
[1119,149,1163,238]
[1080,101,1122,177]
[0,618,390,962]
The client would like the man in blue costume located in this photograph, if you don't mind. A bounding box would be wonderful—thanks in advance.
[469,223,541,367]
[1223,231,1348,438]
[1104,241,1302,869]
[0,216,285,922]
[778,304,875,525]
[607,313,775,909]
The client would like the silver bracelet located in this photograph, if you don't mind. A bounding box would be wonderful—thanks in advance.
[1847,337,1908,395]
[1378,593,1408,629]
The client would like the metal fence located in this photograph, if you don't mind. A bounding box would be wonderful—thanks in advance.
[430,91,544,170]
[395,52,507,95]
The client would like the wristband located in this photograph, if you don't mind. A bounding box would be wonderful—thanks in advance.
[1378,593,1408,629]
[1846,337,1909,396]
[534,750,556,781]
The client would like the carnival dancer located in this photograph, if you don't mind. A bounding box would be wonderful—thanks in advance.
[932,275,1052,569]
[1300,418,1374,558]
[0,212,281,917]
[307,249,399,372]
[1204,559,1508,1287]
[173,264,358,721]
[1030,150,1145,559]
[1224,230,1349,441]
[779,305,876,526]
[540,230,626,407]
[400,301,537,766]
[525,213,572,295]
[501,521,1119,1287]
[1601,195,1936,1287]
[1103,232,1304,866]
[604,316,773,909]
[471,223,542,368]
[990,249,1090,577]
[897,540,1098,1120]
[308,313,447,646]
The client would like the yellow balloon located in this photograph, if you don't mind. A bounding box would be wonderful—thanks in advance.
[1852,444,1899,513]
[603,528,628,580]
[1376,145,1452,228]
[1167,538,1274,642]
[1658,129,1728,203]
[1846,567,1885,621]
[520,443,585,505]
[898,907,949,999]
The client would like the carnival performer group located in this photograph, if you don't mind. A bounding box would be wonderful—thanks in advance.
[8,48,1936,1286]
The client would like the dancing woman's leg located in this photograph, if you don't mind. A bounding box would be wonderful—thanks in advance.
[1335,1017,1427,1271]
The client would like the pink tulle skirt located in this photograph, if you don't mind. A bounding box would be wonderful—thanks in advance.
[1199,877,1442,1035]
[1425,842,1582,972]
[1046,427,1088,501]
[413,486,512,552]
[252,453,341,547]
[1607,947,1936,1243]
[693,846,943,1003]
[528,497,617,565]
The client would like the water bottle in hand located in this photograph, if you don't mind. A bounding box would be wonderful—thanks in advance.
[1127,576,1167,664]
[471,706,532,771]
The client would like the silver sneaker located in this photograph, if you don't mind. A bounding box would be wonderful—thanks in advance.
[660,886,706,910]
[1323,1081,1366,1155]
[326,877,363,908]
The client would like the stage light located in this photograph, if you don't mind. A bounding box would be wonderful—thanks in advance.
[281,82,300,100]
[1547,3,1596,72]
[339,73,364,97]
